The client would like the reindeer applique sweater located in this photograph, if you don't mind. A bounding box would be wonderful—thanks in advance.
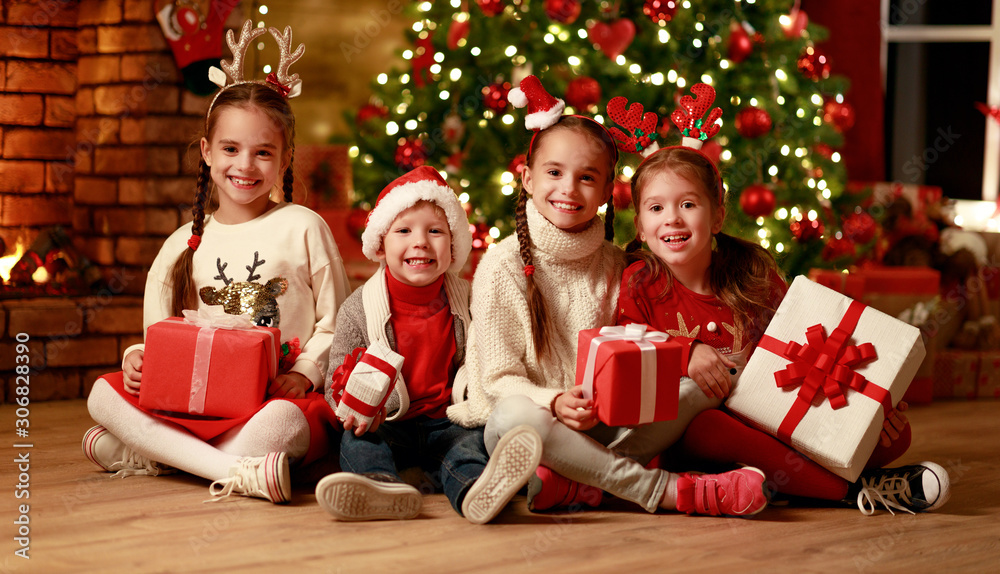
[447,201,626,428]
[126,203,352,390]
[616,261,787,373]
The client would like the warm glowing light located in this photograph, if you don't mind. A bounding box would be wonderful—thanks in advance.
[0,239,25,282]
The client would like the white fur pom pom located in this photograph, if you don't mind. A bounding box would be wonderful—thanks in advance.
[508,87,527,108]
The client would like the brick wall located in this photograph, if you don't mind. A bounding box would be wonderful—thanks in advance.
[74,0,208,295]
[1,0,207,402]
[0,0,79,249]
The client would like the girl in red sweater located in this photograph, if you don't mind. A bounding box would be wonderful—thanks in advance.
[615,95,949,516]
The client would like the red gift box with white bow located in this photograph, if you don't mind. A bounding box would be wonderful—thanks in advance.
[140,308,279,418]
[575,324,683,427]
[727,276,924,482]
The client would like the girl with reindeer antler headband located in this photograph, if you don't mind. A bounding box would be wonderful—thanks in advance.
[615,85,949,516]
[84,19,352,505]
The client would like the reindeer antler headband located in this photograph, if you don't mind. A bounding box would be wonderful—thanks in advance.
[206,20,304,119]
[607,83,724,201]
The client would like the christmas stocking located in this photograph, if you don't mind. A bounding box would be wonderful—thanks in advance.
[156,0,241,95]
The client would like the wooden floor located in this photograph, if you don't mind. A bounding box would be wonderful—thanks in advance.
[2,399,999,573]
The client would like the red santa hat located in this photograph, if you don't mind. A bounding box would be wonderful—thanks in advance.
[361,166,473,273]
[508,75,566,130]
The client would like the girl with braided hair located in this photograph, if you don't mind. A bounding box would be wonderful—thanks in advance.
[84,24,351,504]
[448,76,632,518]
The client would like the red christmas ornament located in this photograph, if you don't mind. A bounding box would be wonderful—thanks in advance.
[813,142,834,159]
[790,215,825,242]
[476,0,504,17]
[545,0,581,24]
[841,211,877,243]
[643,0,678,25]
[565,77,601,110]
[797,47,831,81]
[613,178,632,210]
[347,208,369,239]
[728,22,753,63]
[587,19,636,60]
[356,103,389,126]
[394,138,428,171]
[700,140,723,165]
[471,222,490,250]
[735,106,772,139]
[447,17,470,50]
[822,236,856,261]
[411,35,435,88]
[739,184,776,218]
[445,151,465,174]
[508,154,527,176]
[483,82,511,113]
[443,113,465,145]
[781,8,809,38]
[824,100,856,133]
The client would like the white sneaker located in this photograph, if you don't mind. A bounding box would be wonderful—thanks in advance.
[316,473,422,521]
[208,452,291,504]
[82,425,174,478]
[462,425,543,524]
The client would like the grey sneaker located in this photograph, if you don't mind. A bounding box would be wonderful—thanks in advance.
[461,425,543,524]
[316,472,422,521]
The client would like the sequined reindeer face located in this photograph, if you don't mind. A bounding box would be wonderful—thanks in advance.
[199,251,288,328]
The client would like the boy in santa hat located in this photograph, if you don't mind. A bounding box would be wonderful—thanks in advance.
[317,166,542,524]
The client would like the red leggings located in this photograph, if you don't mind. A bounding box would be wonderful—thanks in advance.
[679,409,911,500]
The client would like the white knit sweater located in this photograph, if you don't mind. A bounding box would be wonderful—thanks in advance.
[447,201,626,428]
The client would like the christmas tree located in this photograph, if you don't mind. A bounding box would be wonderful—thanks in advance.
[345,0,871,276]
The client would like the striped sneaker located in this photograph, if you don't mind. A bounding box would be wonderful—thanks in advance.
[461,425,543,524]
[675,467,769,517]
[82,425,174,478]
[316,472,422,521]
[208,452,290,504]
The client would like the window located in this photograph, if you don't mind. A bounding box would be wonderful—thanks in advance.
[882,0,999,202]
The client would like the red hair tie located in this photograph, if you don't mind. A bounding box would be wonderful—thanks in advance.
[523,265,535,276]
[187,234,202,251]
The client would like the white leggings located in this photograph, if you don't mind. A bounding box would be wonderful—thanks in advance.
[484,377,721,512]
[87,378,311,481]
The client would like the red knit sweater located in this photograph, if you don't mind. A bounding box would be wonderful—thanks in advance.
[386,270,456,419]
[616,260,786,375]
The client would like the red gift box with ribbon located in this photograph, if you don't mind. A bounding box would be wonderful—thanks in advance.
[727,276,925,482]
[140,308,279,418]
[575,324,683,427]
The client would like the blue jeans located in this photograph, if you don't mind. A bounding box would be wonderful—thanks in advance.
[339,416,488,515]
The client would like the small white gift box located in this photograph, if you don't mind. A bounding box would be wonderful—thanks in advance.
[727,276,925,482]
[334,340,404,427]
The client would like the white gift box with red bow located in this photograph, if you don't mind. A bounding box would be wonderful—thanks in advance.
[727,276,925,482]
[334,340,404,427]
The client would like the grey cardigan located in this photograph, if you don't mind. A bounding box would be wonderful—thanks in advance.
[324,266,471,419]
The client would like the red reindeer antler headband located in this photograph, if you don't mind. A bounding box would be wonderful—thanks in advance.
[607,83,725,202]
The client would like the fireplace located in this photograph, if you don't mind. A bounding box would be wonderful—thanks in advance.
[0,0,209,402]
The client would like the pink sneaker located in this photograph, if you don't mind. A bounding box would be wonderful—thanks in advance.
[675,467,769,517]
[527,466,603,512]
